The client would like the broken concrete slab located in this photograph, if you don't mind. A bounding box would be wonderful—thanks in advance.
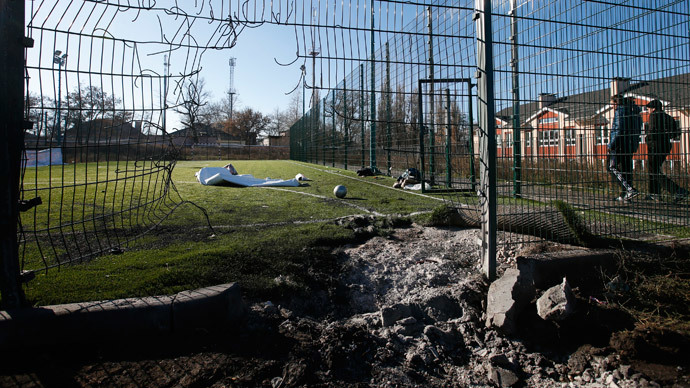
[537,277,576,321]
[486,268,535,335]
[516,249,616,290]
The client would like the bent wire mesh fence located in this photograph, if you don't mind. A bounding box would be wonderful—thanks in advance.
[19,1,222,278]
[5,0,690,302]
[289,0,690,248]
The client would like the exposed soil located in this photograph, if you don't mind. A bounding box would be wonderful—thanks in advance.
[1,220,689,387]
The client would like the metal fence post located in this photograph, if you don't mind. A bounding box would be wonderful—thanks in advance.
[475,0,497,281]
[301,75,306,161]
[385,42,392,175]
[344,81,348,170]
[360,64,365,168]
[468,80,477,191]
[0,0,28,308]
[510,0,522,198]
[427,6,436,185]
[322,99,326,165]
[332,92,336,167]
[445,88,452,187]
[369,0,377,172]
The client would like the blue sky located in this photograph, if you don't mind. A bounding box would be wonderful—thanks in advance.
[25,0,690,134]
[25,1,315,132]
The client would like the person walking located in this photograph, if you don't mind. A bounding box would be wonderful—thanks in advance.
[607,95,642,202]
[644,99,688,202]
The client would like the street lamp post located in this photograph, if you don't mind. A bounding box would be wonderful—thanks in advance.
[53,50,67,146]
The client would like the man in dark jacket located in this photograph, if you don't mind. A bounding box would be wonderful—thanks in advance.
[607,95,642,202]
[645,99,688,202]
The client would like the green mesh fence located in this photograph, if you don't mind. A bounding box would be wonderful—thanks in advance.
[289,0,690,246]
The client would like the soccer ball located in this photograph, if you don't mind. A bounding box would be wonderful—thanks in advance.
[333,185,347,198]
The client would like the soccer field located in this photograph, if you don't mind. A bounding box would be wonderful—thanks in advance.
[21,160,449,306]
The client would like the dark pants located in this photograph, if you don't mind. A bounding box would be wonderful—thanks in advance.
[648,150,683,195]
[608,150,634,194]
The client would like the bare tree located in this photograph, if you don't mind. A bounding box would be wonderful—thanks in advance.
[67,85,126,126]
[266,107,291,138]
[174,77,210,143]
[223,107,271,145]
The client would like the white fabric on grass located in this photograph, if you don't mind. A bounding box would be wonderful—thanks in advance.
[195,167,300,187]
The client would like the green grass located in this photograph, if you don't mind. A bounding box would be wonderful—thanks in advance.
[21,160,447,306]
[25,223,355,306]
[19,159,690,307]
[172,160,447,220]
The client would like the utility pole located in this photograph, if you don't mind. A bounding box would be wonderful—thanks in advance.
[228,57,236,120]
[163,54,170,133]
[53,50,67,145]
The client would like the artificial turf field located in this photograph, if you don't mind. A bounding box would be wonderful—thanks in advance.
[21,160,447,306]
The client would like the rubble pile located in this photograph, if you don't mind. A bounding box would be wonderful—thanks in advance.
[251,223,676,387]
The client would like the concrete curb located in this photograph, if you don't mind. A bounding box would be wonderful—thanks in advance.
[0,283,247,349]
[516,249,618,289]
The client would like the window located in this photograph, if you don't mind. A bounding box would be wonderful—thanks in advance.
[595,126,609,145]
[505,133,513,148]
[525,134,532,147]
[496,134,502,148]
[565,129,576,146]
[538,117,558,125]
[538,130,559,146]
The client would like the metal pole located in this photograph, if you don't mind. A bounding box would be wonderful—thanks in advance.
[427,6,435,185]
[418,81,425,188]
[55,59,63,146]
[468,80,477,192]
[510,0,522,198]
[302,67,306,161]
[360,64,365,168]
[386,42,392,175]
[344,80,348,169]
[322,99,326,166]
[332,92,336,167]
[369,0,377,172]
[163,55,169,134]
[475,0,497,281]
[0,0,28,308]
[445,88,452,188]
[310,47,318,165]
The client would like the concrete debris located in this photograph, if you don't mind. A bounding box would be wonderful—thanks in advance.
[488,364,521,387]
[537,277,576,321]
[485,268,535,335]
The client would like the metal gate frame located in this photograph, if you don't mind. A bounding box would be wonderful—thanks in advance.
[417,78,477,194]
